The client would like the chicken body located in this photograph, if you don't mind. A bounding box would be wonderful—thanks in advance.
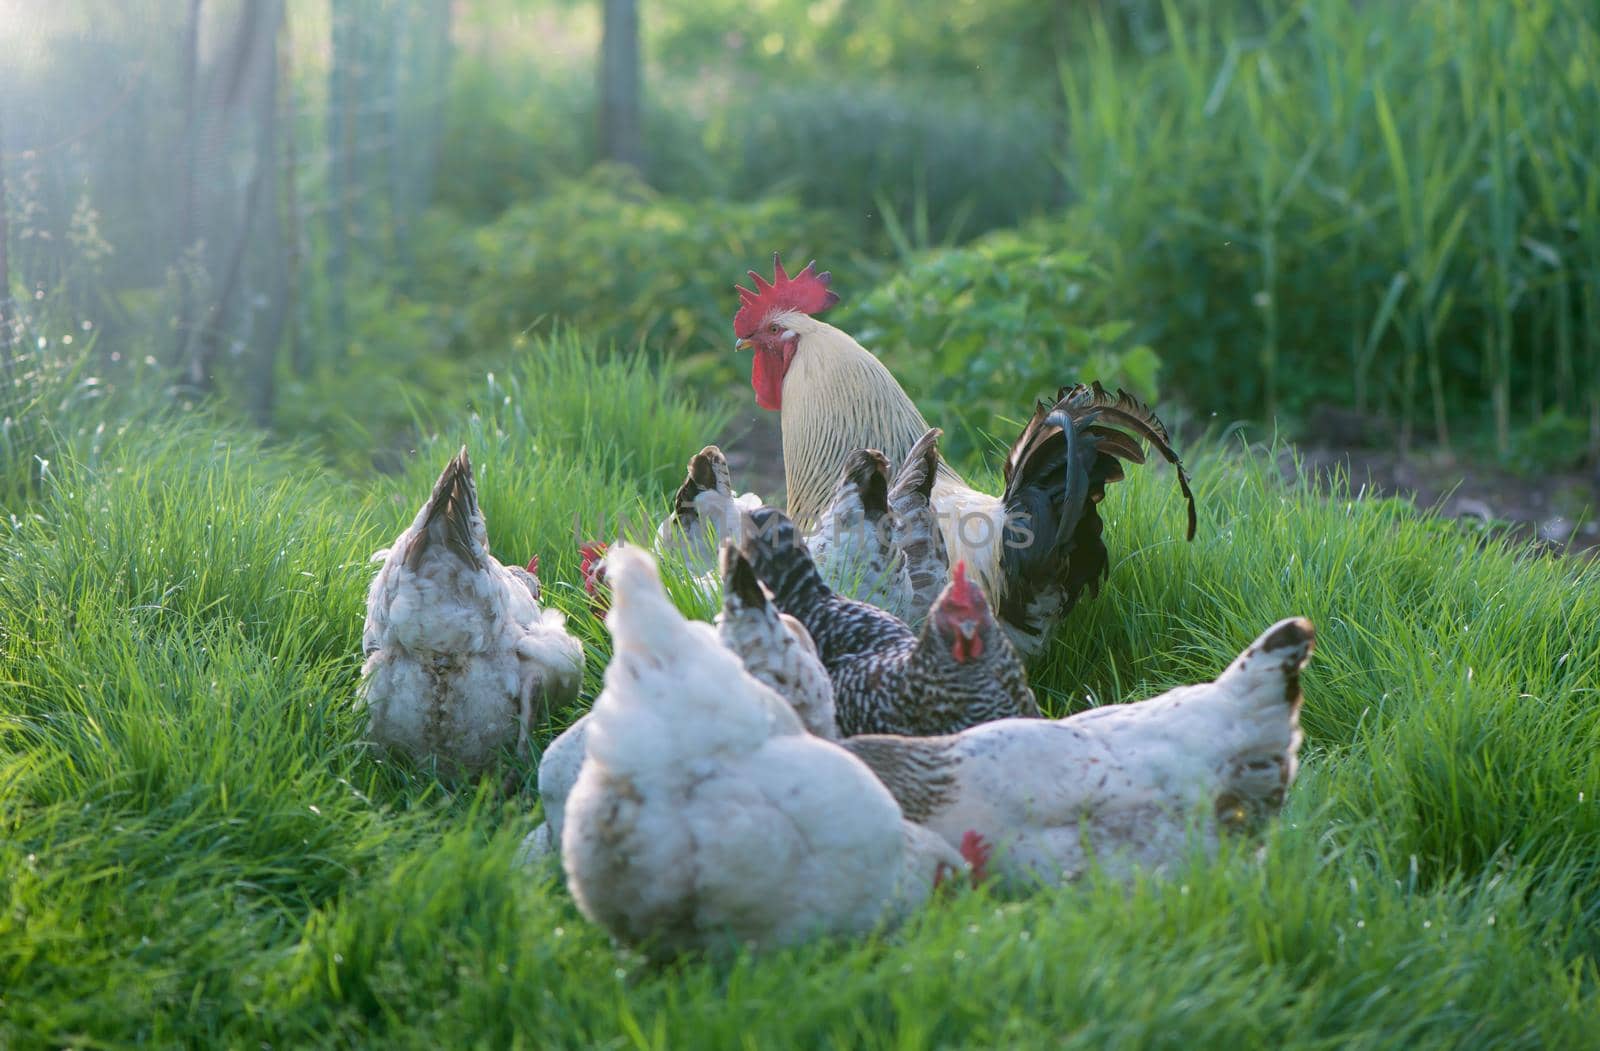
[843,618,1314,889]
[360,448,584,778]
[521,540,839,865]
[741,295,1196,658]
[655,445,763,577]
[741,506,1036,737]
[561,546,963,956]
[656,439,948,625]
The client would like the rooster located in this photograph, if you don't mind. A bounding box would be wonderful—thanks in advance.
[560,545,975,956]
[359,447,585,779]
[733,255,1198,656]
[842,618,1314,890]
[740,506,1036,737]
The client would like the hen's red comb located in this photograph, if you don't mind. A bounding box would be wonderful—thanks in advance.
[733,253,840,338]
[943,561,984,613]
[960,829,992,886]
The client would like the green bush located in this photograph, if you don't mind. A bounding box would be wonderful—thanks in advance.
[429,168,859,386]
[845,225,1162,459]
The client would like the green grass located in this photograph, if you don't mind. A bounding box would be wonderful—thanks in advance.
[2,334,1598,1047]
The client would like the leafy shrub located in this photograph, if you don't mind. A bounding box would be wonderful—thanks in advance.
[846,225,1162,459]
[428,167,859,386]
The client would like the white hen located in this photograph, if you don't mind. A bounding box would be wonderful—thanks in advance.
[561,545,967,956]
[843,618,1314,889]
[654,445,764,578]
[359,447,585,778]
[521,540,837,864]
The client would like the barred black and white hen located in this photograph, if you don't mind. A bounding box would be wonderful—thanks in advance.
[740,506,1036,737]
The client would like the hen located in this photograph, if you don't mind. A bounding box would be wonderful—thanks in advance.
[560,545,970,956]
[732,255,1198,657]
[740,506,1036,737]
[359,447,585,778]
[655,445,763,577]
[843,618,1314,889]
[521,539,838,864]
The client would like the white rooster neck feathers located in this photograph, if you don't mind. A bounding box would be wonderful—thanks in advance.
[776,314,953,530]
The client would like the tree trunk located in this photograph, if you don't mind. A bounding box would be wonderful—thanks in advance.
[326,0,355,351]
[191,0,282,397]
[598,0,643,171]
[246,0,288,426]
[174,0,204,374]
[0,102,14,383]
[281,11,308,378]
[388,0,411,275]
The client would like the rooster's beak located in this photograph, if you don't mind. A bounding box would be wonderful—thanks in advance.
[734,337,753,351]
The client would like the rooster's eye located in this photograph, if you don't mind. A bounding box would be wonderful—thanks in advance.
[768,323,779,333]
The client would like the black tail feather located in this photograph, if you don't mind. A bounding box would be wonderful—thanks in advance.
[1064,382,1197,541]
[997,385,1197,626]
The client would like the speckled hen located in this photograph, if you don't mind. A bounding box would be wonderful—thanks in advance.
[359,447,584,778]
[842,618,1315,890]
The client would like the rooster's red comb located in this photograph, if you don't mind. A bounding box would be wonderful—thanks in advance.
[733,253,840,339]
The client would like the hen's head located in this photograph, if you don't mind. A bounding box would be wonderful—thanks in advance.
[733,253,840,411]
[933,829,993,892]
[579,541,610,615]
[928,562,994,665]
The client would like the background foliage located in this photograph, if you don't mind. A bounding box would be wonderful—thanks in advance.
[6,0,1598,465]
